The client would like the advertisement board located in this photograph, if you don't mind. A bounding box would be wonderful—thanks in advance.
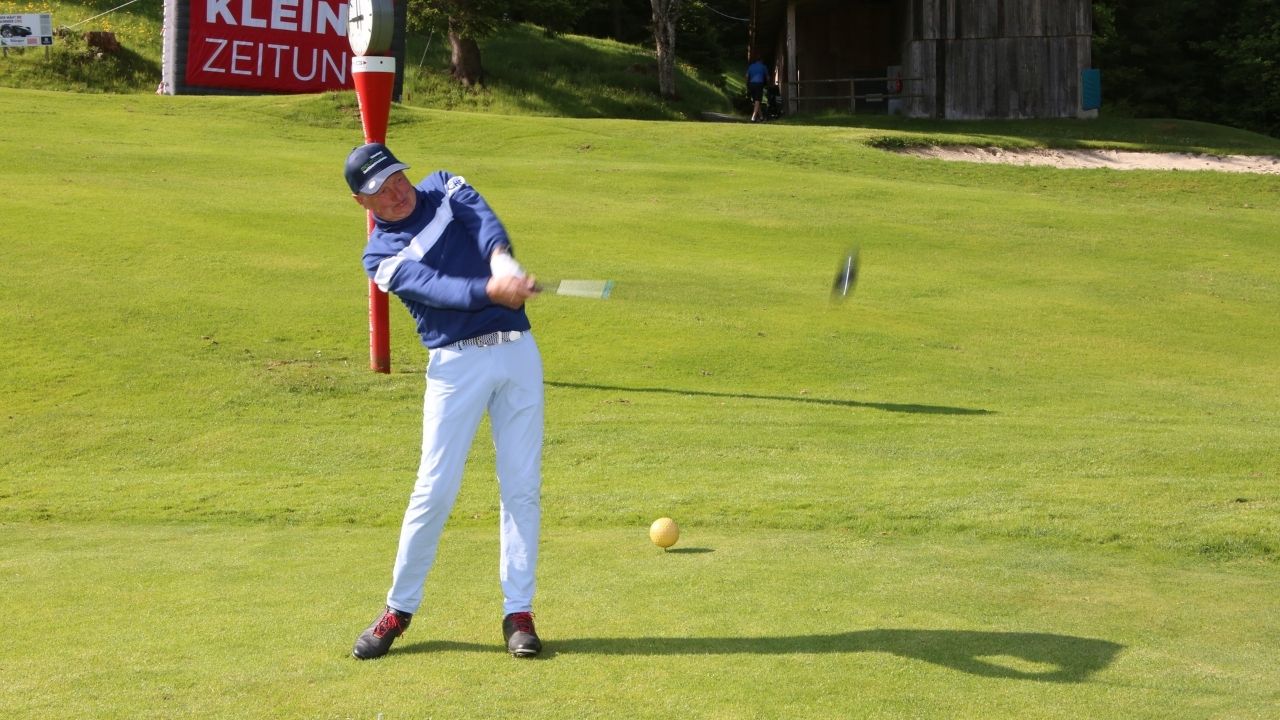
[1,13,53,48]
[179,0,353,93]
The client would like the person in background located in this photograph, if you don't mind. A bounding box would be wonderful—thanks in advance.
[747,57,769,122]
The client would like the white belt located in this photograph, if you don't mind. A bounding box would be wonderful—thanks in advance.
[447,330,523,350]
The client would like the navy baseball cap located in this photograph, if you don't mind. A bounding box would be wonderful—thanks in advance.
[345,143,410,195]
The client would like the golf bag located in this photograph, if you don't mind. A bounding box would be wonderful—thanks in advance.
[765,84,783,120]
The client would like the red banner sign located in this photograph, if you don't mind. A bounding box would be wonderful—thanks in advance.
[184,0,354,92]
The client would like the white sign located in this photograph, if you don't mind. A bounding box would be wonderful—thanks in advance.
[0,13,53,48]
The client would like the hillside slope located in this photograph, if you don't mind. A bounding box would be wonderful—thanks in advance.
[0,0,733,119]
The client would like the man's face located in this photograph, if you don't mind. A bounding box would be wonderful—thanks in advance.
[354,171,416,222]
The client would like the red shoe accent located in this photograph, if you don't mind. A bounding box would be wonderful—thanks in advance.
[373,611,407,638]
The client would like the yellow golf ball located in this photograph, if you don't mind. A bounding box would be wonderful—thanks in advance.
[649,517,679,549]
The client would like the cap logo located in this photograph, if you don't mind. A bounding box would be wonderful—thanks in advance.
[360,151,388,174]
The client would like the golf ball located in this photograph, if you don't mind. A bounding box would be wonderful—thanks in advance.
[649,517,679,548]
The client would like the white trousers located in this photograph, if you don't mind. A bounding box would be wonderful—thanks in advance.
[386,332,544,616]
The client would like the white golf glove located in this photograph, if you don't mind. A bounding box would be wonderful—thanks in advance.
[490,249,526,278]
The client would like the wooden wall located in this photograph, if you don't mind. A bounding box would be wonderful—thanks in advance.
[751,0,1092,119]
[903,0,1092,119]
[791,0,900,110]
[794,1,897,78]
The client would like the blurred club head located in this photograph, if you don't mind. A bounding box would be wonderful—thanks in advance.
[831,247,859,302]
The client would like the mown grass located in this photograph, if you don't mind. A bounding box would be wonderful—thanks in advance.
[3,91,1276,555]
[0,88,1278,717]
[4,524,1277,718]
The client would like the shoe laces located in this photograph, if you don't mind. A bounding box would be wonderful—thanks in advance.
[374,610,407,638]
[508,612,535,634]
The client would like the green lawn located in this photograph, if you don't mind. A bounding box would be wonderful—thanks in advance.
[4,524,1277,717]
[0,87,1277,717]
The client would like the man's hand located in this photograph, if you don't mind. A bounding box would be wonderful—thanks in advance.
[486,274,541,309]
[490,247,525,278]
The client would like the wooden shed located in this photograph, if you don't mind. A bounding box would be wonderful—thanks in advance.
[749,0,1094,120]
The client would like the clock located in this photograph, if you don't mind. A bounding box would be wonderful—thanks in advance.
[348,0,394,56]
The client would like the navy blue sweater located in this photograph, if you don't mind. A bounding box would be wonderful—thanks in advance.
[362,171,531,349]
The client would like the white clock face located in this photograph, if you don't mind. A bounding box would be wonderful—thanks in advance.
[348,0,392,56]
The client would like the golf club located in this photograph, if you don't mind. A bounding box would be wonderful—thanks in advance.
[831,246,859,302]
[534,278,615,300]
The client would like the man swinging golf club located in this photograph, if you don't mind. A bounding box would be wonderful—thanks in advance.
[344,142,545,659]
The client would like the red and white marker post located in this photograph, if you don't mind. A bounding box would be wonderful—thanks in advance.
[352,55,396,373]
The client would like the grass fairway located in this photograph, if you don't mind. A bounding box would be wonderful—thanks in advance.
[1,87,1278,717]
[4,524,1276,717]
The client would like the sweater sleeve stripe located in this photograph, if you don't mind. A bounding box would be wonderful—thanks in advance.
[404,201,450,261]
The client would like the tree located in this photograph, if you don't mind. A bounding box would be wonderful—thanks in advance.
[408,0,505,87]
[573,0,652,44]
[570,0,750,77]
[406,0,750,100]
[650,0,685,99]
[676,0,749,75]
[409,0,603,87]
[1092,0,1280,137]
[508,0,595,35]
[1211,0,1280,137]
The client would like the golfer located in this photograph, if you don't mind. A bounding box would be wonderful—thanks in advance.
[343,142,545,659]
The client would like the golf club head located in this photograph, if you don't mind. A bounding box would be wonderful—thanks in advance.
[831,246,859,302]
[533,279,614,300]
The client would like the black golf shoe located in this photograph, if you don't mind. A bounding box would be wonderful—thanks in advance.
[352,607,412,660]
[502,612,542,658]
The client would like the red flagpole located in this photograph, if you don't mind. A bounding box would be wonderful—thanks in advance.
[353,55,396,374]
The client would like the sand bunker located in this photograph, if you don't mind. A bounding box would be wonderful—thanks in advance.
[899,146,1280,174]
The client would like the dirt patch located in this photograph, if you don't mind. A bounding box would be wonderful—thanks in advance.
[897,146,1280,174]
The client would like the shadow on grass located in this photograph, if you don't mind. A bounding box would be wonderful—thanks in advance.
[546,381,994,416]
[400,629,1120,682]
